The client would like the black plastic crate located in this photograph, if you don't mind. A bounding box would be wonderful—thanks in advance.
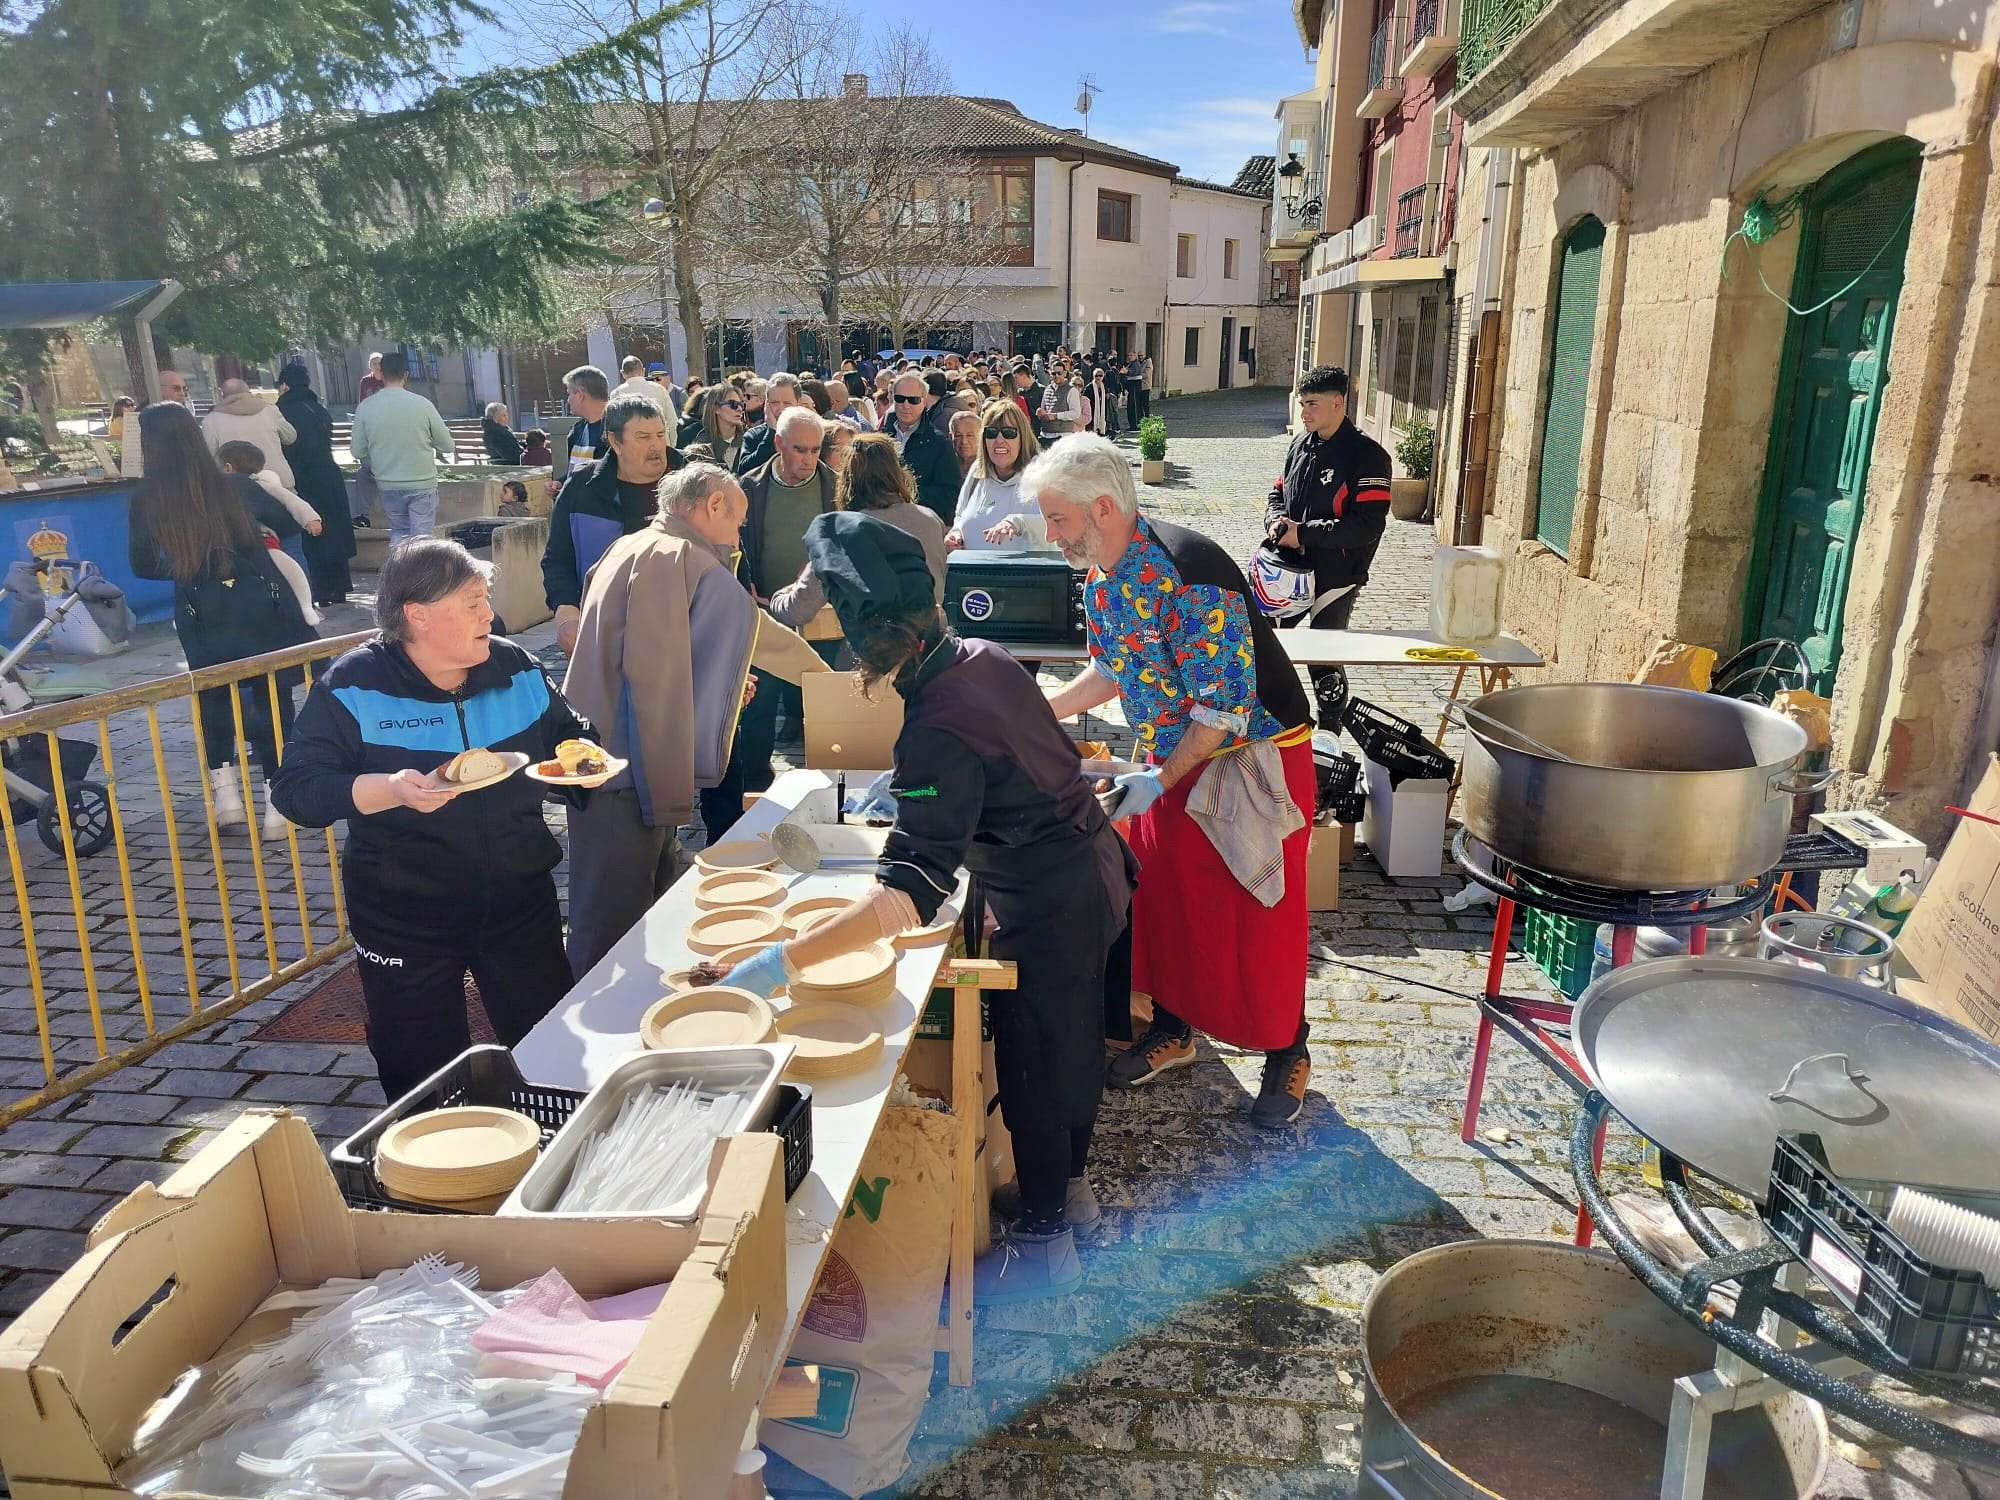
[1342,698,1428,762]
[1330,788,1367,825]
[330,1045,813,1213]
[1762,1133,2000,1378]
[1311,733,1361,811]
[1370,735,1454,787]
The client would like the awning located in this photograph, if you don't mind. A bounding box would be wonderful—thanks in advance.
[0,281,173,329]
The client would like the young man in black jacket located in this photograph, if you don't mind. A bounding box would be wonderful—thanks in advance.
[1263,365,1392,704]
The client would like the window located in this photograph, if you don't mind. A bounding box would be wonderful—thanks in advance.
[1392,315,1417,423]
[1010,322,1062,356]
[1413,295,1441,409]
[1098,189,1134,242]
[975,160,1034,265]
[1176,234,1196,278]
[1224,239,1240,279]
[1535,216,1608,556]
[1183,325,1201,366]
[1372,144,1395,236]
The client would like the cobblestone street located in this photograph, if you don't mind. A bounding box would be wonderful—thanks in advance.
[0,390,1989,1499]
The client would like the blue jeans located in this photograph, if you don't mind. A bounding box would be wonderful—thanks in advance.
[379,486,439,547]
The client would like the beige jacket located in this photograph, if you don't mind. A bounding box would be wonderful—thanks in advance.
[564,513,826,828]
[202,389,297,486]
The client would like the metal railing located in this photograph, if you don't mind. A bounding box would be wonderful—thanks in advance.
[1411,0,1442,43]
[1395,184,1437,257]
[1461,0,1552,78]
[0,631,371,1124]
[1367,16,1396,90]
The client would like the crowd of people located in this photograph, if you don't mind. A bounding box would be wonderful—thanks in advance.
[120,337,1396,1306]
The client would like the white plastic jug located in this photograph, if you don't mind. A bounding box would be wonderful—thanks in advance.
[1430,545,1505,643]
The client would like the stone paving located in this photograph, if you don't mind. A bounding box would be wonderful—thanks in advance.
[0,389,1991,1499]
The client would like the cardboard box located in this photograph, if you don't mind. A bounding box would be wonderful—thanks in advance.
[1359,753,1450,880]
[1898,755,2000,1045]
[803,671,902,771]
[0,1111,786,1500]
[1307,824,1342,911]
[1338,821,1356,866]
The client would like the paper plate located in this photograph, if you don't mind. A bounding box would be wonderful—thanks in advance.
[775,1002,885,1079]
[782,894,852,936]
[375,1106,540,1200]
[525,753,628,788]
[641,987,777,1050]
[894,903,960,950]
[686,906,785,954]
[790,940,897,1008]
[431,751,530,794]
[695,839,778,874]
[694,868,787,910]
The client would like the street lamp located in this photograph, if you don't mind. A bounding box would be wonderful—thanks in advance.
[1277,152,1323,225]
[641,195,675,375]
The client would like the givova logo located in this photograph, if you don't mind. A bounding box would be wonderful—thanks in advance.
[379,715,447,730]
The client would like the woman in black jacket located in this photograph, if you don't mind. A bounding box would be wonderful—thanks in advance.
[129,403,318,837]
[275,362,358,606]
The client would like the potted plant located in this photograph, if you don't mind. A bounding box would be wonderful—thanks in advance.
[1391,415,1434,522]
[1137,417,1168,484]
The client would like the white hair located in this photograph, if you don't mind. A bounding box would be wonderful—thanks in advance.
[767,371,801,394]
[775,405,826,442]
[657,461,737,518]
[1020,434,1137,518]
[484,401,508,420]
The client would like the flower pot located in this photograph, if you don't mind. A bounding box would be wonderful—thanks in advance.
[1141,458,1167,485]
[1390,476,1429,522]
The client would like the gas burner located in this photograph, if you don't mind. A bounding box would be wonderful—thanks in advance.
[1452,830,1777,927]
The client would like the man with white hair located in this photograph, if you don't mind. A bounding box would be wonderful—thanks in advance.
[562,461,825,976]
[882,371,962,523]
[202,376,297,485]
[1027,435,1319,1129]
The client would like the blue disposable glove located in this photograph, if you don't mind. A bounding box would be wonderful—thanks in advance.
[843,769,896,821]
[721,942,789,999]
[1108,769,1165,819]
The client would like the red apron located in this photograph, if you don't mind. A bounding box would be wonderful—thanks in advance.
[1127,734,1315,1050]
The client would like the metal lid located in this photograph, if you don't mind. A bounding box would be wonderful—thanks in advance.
[1573,957,2000,1200]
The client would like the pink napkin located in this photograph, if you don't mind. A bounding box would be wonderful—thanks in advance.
[470,1272,672,1389]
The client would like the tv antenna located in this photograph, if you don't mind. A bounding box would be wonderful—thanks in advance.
[1075,75,1102,137]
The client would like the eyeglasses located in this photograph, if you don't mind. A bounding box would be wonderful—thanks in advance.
[983,427,1019,441]
[893,393,923,404]
[719,400,744,410]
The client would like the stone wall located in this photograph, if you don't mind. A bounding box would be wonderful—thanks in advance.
[1254,301,1298,388]
[1475,0,2000,840]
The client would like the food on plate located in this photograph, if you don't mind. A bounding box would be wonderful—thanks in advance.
[686,960,729,987]
[440,747,506,784]
[554,738,610,776]
[1076,740,1112,761]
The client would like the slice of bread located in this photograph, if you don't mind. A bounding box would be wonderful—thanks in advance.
[443,747,506,784]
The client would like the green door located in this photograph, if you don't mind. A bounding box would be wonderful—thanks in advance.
[1749,139,1920,694]
[1535,215,1606,556]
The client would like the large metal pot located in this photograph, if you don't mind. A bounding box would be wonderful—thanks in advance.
[1360,1239,1827,1500]
[1457,683,1832,890]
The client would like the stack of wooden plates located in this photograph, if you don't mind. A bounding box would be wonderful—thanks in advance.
[781,894,850,937]
[687,906,785,954]
[694,868,786,910]
[775,1002,885,1080]
[695,839,777,874]
[374,1106,540,1210]
[641,987,777,1050]
[789,940,897,1008]
[893,903,960,950]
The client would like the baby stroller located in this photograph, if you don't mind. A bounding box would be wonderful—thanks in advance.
[0,578,114,857]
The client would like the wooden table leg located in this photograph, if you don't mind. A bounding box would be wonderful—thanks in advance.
[947,985,979,1387]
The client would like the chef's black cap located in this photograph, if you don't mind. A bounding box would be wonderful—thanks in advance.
[804,512,935,634]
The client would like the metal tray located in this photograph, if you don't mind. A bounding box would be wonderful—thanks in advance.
[1572,957,2000,1201]
[499,1044,790,1219]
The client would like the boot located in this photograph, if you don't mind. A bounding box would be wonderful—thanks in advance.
[261,784,290,840]
[209,766,246,827]
[990,1176,1100,1229]
[974,1220,1082,1306]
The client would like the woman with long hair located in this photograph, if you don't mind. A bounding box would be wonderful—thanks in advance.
[768,432,947,632]
[682,384,747,471]
[128,403,317,835]
[948,398,1046,551]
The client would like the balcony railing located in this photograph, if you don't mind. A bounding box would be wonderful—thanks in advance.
[1367,16,1394,89]
[1393,184,1437,258]
[1359,16,1405,117]
[1411,0,1441,43]
[1460,0,1551,79]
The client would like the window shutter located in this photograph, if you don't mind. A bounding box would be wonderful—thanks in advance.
[1534,216,1606,556]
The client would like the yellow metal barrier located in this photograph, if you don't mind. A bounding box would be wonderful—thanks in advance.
[0,631,374,1124]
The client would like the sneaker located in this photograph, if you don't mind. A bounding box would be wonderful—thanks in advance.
[209,767,246,828]
[974,1221,1082,1305]
[261,787,291,840]
[1250,1043,1311,1129]
[990,1176,1100,1229]
[1106,1024,1195,1089]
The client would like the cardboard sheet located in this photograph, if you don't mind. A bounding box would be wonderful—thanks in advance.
[1898,756,2000,1045]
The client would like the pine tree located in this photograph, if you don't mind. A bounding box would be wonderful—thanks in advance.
[0,0,695,387]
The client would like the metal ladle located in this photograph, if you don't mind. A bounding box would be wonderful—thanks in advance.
[770,821,958,900]
[1441,697,1578,763]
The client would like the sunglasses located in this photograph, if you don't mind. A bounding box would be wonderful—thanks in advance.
[893,393,924,404]
[983,427,1019,441]
[719,400,744,410]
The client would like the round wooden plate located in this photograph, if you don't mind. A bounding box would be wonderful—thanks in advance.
[775,1002,885,1079]
[429,751,530,794]
[893,903,960,950]
[782,894,851,935]
[687,906,785,954]
[695,839,777,874]
[667,942,786,997]
[694,868,787,910]
[788,908,846,939]
[375,1106,540,1199]
[525,753,628,789]
[790,940,897,1008]
[641,987,776,1050]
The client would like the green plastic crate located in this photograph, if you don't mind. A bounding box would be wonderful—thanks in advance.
[1523,907,1596,998]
